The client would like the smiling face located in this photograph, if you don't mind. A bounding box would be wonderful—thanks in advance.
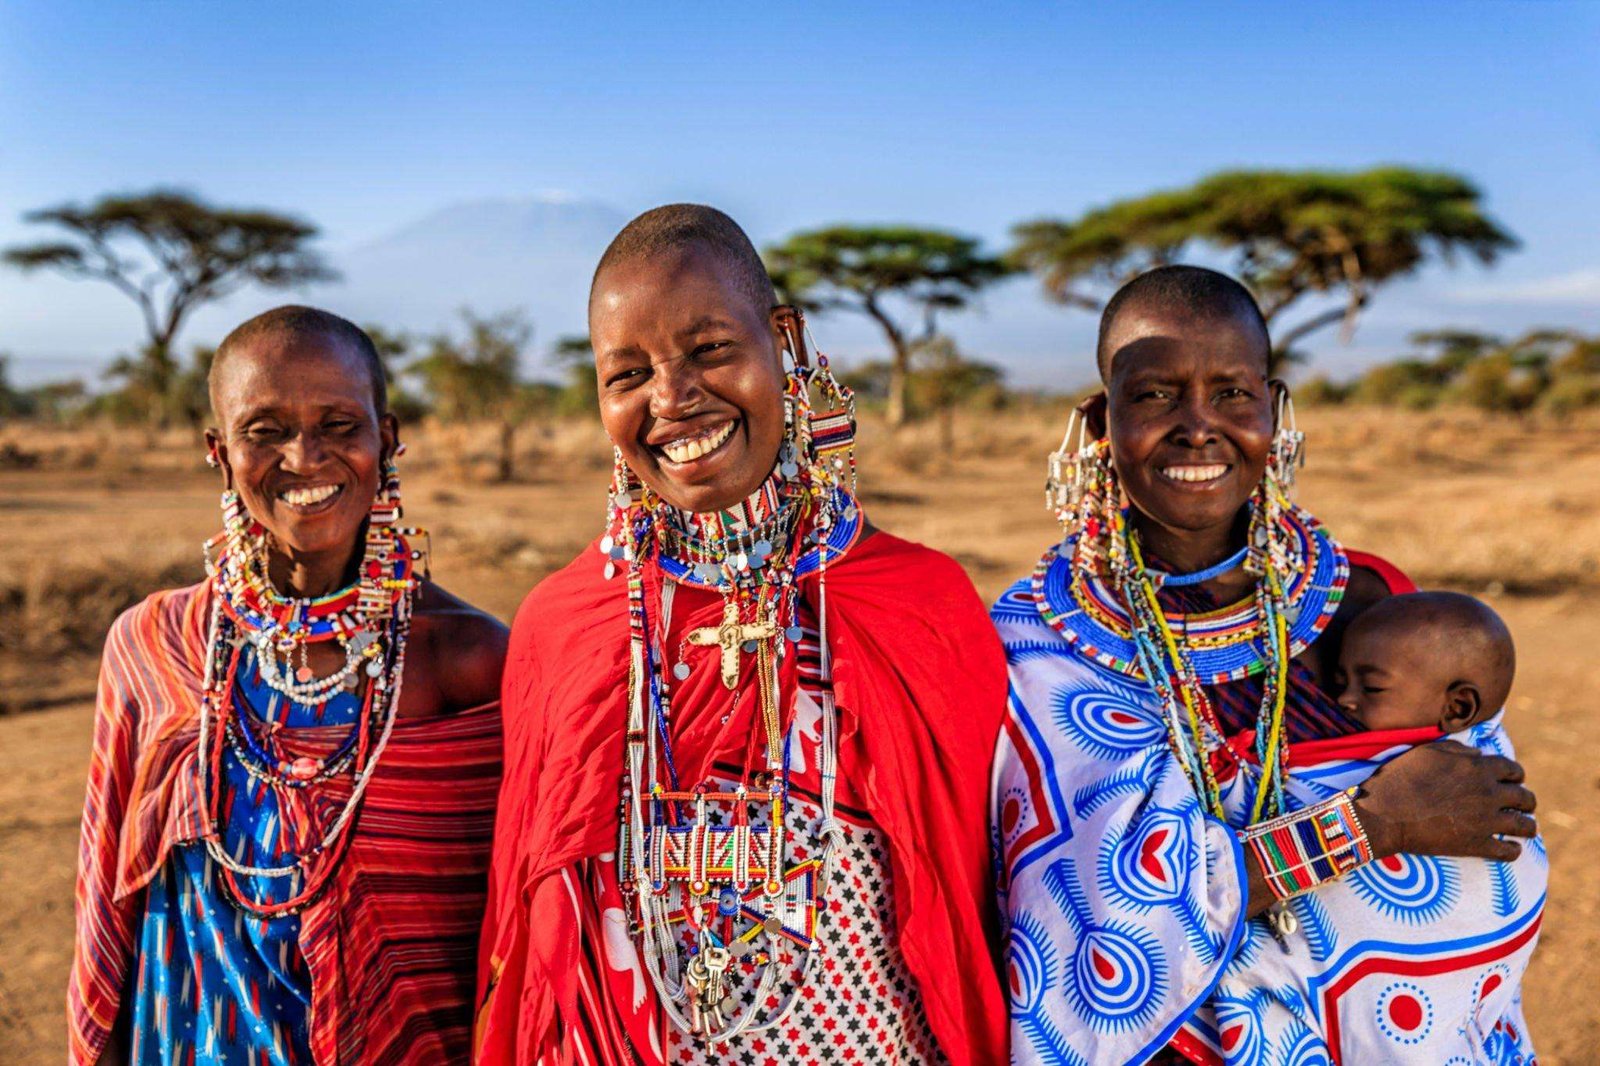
[590,243,788,513]
[1103,302,1276,549]
[207,331,397,564]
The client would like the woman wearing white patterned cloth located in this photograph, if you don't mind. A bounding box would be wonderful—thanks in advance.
[991,266,1543,1064]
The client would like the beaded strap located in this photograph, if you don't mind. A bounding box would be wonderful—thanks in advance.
[1240,787,1374,901]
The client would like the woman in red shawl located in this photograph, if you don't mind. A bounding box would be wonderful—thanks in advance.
[70,307,506,1065]
[475,205,1009,1066]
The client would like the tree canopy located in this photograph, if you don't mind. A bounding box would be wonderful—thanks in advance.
[3,189,336,424]
[1009,167,1517,364]
[765,226,1012,425]
[409,309,534,481]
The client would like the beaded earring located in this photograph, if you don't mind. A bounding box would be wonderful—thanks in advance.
[779,310,857,501]
[1245,389,1307,584]
[1045,407,1125,581]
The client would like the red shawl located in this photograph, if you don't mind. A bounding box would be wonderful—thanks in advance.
[476,530,1010,1066]
[69,582,502,1065]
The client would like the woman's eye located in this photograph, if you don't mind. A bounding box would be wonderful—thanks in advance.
[246,425,284,441]
[1136,389,1170,402]
[607,367,648,387]
[689,341,731,360]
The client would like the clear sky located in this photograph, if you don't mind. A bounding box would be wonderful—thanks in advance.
[2,1,1597,386]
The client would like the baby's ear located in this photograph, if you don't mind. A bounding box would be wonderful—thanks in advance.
[1441,681,1484,734]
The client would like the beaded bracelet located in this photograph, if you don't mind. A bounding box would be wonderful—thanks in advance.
[1240,787,1374,901]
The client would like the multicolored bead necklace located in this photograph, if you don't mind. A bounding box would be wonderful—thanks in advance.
[195,463,425,917]
[1033,482,1348,824]
[611,336,859,1042]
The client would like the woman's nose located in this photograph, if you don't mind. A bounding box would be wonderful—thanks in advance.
[280,430,329,471]
[648,358,706,420]
[1171,394,1220,447]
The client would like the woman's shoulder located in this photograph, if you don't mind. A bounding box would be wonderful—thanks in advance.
[106,580,210,657]
[411,580,510,710]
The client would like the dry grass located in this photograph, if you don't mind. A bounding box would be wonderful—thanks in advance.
[2,407,1600,1061]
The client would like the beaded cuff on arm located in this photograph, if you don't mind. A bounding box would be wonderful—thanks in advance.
[1240,787,1374,901]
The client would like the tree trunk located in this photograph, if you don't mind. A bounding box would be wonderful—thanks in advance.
[497,420,515,482]
[886,341,910,428]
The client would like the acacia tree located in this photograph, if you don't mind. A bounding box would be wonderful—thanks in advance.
[549,334,597,416]
[1009,168,1517,369]
[3,189,336,422]
[410,309,533,482]
[765,226,1011,426]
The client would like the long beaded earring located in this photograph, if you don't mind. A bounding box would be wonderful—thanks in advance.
[1045,407,1124,580]
[1245,388,1305,583]
[778,310,858,532]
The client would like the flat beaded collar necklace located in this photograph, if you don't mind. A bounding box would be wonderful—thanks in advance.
[611,339,860,1043]
[196,468,426,917]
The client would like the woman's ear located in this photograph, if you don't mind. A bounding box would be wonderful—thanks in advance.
[1441,680,1484,733]
[1077,391,1108,439]
[380,412,401,462]
[771,305,807,367]
[1269,379,1292,427]
[203,428,232,489]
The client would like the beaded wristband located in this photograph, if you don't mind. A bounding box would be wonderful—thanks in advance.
[1240,787,1374,901]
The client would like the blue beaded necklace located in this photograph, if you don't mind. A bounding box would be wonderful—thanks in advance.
[1147,545,1250,588]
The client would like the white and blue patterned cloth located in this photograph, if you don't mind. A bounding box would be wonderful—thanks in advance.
[990,579,1545,1065]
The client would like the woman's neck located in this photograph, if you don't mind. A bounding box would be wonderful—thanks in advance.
[267,540,361,599]
[1130,507,1255,601]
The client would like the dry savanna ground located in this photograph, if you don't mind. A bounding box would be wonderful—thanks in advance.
[2,406,1599,1062]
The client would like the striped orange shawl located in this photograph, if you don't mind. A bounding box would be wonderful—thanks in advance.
[68,582,502,1065]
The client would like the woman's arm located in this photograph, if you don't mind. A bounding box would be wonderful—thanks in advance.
[1239,738,1537,918]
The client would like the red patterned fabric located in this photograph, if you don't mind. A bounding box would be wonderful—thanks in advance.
[476,531,1010,1066]
[69,581,502,1065]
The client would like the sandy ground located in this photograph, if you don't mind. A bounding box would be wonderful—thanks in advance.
[2,408,1598,1062]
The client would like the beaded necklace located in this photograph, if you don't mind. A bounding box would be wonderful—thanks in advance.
[612,352,858,1042]
[196,478,425,917]
[1033,491,1348,823]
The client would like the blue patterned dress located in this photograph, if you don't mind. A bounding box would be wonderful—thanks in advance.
[129,648,362,1065]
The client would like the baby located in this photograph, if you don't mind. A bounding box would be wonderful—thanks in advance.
[1335,590,1517,734]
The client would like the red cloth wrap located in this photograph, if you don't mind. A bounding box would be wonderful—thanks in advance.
[476,530,1010,1066]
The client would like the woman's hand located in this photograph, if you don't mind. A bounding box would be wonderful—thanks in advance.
[1354,740,1537,861]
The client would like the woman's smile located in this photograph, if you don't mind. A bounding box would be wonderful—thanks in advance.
[651,417,740,470]
[1155,461,1233,487]
[275,481,345,514]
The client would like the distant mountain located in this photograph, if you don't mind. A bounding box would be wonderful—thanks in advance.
[331,196,630,361]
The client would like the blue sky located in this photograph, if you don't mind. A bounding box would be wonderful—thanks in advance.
[2,1,1597,387]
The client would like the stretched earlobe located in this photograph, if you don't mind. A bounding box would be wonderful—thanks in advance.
[1077,392,1109,439]
[772,305,809,368]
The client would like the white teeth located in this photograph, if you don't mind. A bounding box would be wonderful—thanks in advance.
[660,421,735,464]
[1162,464,1228,483]
[279,484,340,506]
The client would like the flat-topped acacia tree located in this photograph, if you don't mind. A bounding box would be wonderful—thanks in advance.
[3,189,335,423]
[765,226,1012,426]
[1008,167,1517,372]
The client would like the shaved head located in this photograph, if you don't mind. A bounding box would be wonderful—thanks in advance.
[1353,591,1517,714]
[1096,265,1270,382]
[590,204,777,320]
[210,306,386,418]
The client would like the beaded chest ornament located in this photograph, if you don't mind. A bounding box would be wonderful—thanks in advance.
[608,310,860,1041]
[195,451,426,917]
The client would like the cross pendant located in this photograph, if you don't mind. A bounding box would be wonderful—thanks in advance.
[687,599,778,689]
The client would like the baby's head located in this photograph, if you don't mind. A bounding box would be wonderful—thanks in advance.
[1336,591,1516,734]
